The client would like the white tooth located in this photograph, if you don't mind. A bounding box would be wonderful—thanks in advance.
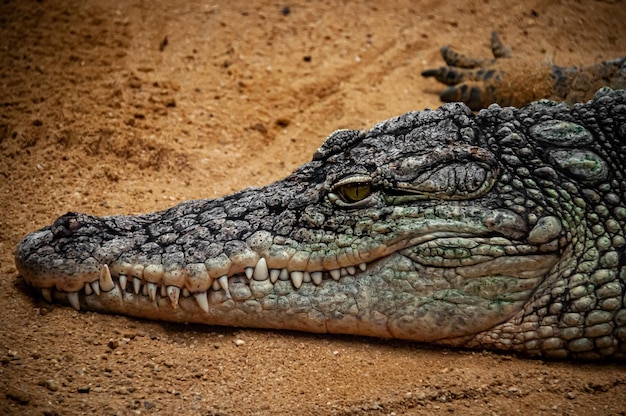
[245,267,254,279]
[253,258,269,281]
[84,283,93,296]
[91,281,100,296]
[133,277,141,294]
[147,283,157,301]
[340,268,348,277]
[311,271,323,285]
[182,288,190,297]
[119,274,127,291]
[347,266,356,275]
[290,271,303,289]
[359,262,367,271]
[194,291,209,313]
[100,264,115,292]
[160,285,167,298]
[270,269,280,283]
[142,284,148,296]
[218,275,230,294]
[303,271,311,283]
[67,291,80,310]
[167,286,180,308]
[330,269,341,280]
[41,288,53,303]
[279,268,289,281]
[212,280,220,291]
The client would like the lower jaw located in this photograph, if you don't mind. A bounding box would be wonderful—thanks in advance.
[43,276,396,339]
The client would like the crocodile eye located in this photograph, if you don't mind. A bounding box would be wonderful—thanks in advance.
[337,182,372,203]
[329,176,374,207]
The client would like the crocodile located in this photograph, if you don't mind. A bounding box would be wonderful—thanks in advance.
[14,38,626,360]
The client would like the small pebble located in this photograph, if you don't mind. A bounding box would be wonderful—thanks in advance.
[45,380,59,392]
[234,339,245,346]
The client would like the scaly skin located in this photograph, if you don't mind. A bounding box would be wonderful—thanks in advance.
[422,32,626,110]
[14,87,626,359]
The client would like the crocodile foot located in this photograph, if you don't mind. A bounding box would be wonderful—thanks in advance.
[422,32,626,110]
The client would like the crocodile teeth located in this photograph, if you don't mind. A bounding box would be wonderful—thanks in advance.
[311,271,323,285]
[279,268,289,281]
[290,271,303,289]
[245,267,254,279]
[67,291,80,310]
[133,277,142,294]
[41,287,52,303]
[53,260,371,310]
[167,286,180,308]
[253,258,269,281]
[91,281,100,296]
[119,274,127,291]
[100,264,115,292]
[195,291,209,313]
[218,275,230,298]
[147,282,157,301]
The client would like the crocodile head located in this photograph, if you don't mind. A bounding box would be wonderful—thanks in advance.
[15,89,626,358]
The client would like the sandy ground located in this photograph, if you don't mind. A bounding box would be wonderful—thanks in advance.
[1,0,626,414]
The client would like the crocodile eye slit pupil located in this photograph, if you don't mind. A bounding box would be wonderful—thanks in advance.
[338,182,371,203]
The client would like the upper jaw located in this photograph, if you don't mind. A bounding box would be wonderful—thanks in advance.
[15,200,561,311]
